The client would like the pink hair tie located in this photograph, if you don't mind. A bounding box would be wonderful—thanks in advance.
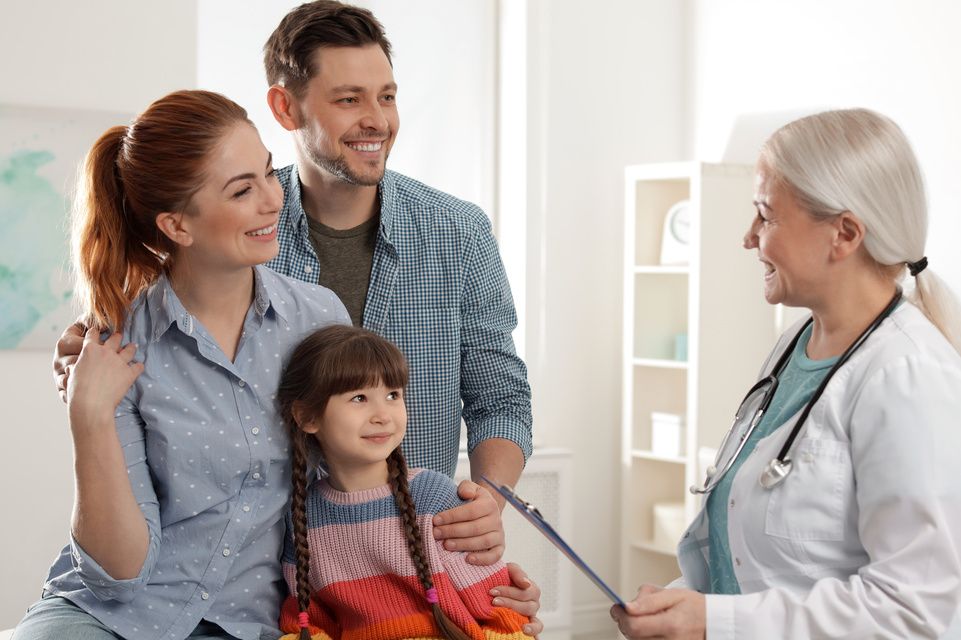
[426,587,439,604]
[298,611,310,628]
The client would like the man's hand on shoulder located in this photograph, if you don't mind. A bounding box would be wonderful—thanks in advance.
[432,479,505,565]
[54,320,88,403]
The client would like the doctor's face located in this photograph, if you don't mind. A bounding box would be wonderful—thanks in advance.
[743,167,836,308]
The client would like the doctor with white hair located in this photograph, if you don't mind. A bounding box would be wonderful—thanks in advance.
[613,108,961,639]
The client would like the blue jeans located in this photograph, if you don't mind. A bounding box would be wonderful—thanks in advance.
[12,595,239,640]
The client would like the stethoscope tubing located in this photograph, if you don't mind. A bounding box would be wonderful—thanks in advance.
[692,286,903,494]
[769,287,903,464]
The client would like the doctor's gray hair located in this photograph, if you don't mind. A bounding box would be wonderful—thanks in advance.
[759,108,961,354]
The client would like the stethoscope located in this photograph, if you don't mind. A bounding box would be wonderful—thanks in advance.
[690,287,902,494]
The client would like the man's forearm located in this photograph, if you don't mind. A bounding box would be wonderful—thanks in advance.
[469,438,525,511]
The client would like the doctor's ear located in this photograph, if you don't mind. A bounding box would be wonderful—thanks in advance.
[155,212,194,248]
[830,211,867,260]
[267,85,301,132]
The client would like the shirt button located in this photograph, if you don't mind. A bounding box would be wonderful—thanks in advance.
[242,505,251,512]
[735,557,742,566]
[201,592,209,600]
[304,265,313,274]
[222,548,231,557]
[238,380,245,388]
[729,499,735,508]
[251,427,260,435]
[252,472,261,480]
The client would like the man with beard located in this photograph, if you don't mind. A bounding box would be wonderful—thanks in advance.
[260,1,532,506]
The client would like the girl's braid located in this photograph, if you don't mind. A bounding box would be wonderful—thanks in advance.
[386,449,472,640]
[290,433,314,640]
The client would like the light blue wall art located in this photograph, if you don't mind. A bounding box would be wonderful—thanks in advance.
[0,104,130,349]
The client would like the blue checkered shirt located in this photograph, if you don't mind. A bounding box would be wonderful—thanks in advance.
[267,165,532,476]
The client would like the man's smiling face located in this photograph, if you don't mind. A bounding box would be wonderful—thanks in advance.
[292,44,399,186]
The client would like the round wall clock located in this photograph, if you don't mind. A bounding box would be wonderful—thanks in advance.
[659,199,691,265]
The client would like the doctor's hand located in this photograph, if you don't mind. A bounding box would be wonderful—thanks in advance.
[54,319,88,403]
[432,480,505,565]
[611,586,705,639]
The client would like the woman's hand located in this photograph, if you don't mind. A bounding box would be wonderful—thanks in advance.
[433,480,505,565]
[611,586,706,639]
[67,330,144,428]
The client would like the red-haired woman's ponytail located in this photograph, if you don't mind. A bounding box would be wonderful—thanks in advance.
[72,126,163,331]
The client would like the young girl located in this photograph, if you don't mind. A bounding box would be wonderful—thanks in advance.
[276,324,530,640]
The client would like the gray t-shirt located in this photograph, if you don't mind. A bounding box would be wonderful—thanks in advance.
[305,214,378,326]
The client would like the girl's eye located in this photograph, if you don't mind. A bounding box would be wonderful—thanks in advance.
[233,186,252,198]
[267,167,277,178]
[387,391,400,400]
[350,394,366,403]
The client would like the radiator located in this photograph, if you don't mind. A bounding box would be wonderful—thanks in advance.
[454,448,572,637]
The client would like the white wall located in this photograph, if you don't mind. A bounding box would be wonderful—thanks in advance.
[0,2,198,627]
[521,0,688,630]
[690,0,961,296]
[197,0,497,216]
[0,3,197,114]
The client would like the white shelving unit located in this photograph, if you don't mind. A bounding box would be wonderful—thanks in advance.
[620,162,777,591]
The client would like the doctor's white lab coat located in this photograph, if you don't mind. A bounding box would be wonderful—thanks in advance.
[674,302,961,639]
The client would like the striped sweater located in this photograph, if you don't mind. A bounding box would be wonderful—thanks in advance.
[278,468,529,640]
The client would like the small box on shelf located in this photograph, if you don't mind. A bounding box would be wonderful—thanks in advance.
[651,412,683,458]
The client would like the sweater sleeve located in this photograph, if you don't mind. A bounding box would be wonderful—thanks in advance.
[438,556,530,637]
[412,469,530,636]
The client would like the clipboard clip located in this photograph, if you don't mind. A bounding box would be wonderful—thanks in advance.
[480,475,626,607]
[488,480,544,520]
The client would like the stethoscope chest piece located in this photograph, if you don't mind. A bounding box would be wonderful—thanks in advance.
[759,458,793,489]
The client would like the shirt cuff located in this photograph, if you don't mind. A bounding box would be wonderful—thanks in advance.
[466,417,533,462]
[705,594,736,640]
[70,533,155,603]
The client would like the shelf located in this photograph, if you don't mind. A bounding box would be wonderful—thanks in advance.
[631,538,678,557]
[633,358,688,370]
[633,265,689,275]
[631,449,686,465]
[622,161,770,596]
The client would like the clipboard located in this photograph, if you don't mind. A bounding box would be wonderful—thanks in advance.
[481,476,625,607]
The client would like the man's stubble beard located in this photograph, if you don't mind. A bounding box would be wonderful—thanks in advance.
[300,130,389,187]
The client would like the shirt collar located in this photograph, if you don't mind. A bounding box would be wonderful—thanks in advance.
[145,265,284,343]
[288,163,398,244]
[145,273,192,343]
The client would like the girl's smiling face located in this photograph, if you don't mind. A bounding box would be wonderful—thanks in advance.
[303,381,407,485]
